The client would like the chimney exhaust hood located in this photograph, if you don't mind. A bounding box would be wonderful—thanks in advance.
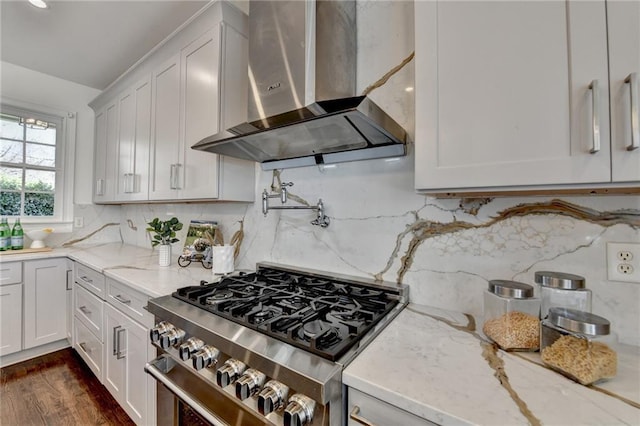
[192,0,407,170]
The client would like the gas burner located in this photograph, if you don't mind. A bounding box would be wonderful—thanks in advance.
[248,307,281,324]
[171,264,404,361]
[205,290,234,305]
[297,320,342,350]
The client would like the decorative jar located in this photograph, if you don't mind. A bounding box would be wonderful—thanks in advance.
[535,271,591,319]
[482,279,540,351]
[540,308,616,385]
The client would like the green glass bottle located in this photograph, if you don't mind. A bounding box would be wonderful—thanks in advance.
[0,218,9,251]
[11,218,24,250]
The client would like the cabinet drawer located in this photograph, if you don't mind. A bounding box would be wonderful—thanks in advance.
[75,283,104,341]
[0,262,22,286]
[106,278,153,327]
[74,263,105,298]
[75,319,104,383]
[348,388,437,426]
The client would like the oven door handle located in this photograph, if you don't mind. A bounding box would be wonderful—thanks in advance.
[145,355,228,426]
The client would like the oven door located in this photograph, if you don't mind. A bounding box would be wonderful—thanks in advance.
[145,355,269,426]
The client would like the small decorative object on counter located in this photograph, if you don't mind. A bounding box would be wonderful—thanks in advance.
[541,307,616,385]
[146,217,183,267]
[0,218,10,251]
[10,218,23,250]
[535,271,591,319]
[483,279,540,351]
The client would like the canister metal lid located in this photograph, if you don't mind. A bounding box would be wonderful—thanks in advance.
[548,307,610,335]
[534,271,586,290]
[488,280,535,299]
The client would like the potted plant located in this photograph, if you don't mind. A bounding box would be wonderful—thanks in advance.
[146,217,183,266]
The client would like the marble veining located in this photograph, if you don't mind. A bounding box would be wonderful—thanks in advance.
[378,199,640,283]
[62,222,120,247]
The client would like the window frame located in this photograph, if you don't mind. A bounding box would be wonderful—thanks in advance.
[1,100,76,230]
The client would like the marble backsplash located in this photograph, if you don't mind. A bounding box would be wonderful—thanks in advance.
[54,1,640,346]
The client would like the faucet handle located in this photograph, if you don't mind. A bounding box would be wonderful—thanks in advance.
[281,182,294,188]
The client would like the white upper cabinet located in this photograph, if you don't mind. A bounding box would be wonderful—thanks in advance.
[93,100,118,202]
[415,1,638,194]
[116,76,151,202]
[92,1,254,203]
[149,56,181,200]
[608,0,640,182]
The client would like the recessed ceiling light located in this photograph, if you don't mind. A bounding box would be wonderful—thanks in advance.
[28,0,48,9]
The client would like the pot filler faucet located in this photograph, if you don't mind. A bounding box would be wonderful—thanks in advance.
[262,182,330,228]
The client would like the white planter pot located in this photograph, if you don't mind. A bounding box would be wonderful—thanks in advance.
[158,244,171,267]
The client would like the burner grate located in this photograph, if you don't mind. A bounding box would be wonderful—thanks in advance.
[172,267,399,361]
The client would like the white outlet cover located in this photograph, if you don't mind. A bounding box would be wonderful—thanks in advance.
[607,242,640,283]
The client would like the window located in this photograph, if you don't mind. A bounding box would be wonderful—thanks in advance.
[0,104,72,223]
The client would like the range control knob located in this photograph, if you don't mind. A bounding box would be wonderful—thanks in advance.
[159,327,186,349]
[178,337,205,361]
[284,394,316,426]
[149,321,173,343]
[257,380,289,415]
[192,345,220,370]
[235,369,266,400]
[216,359,246,387]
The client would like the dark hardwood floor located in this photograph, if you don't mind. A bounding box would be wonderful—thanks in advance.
[1,348,135,426]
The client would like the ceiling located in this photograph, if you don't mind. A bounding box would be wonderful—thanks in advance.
[1,0,211,90]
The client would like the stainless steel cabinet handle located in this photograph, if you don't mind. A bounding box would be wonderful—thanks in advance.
[113,325,122,356]
[174,163,182,190]
[95,178,104,196]
[625,72,639,151]
[170,164,177,189]
[350,406,377,426]
[80,275,93,284]
[114,294,132,305]
[79,306,92,315]
[116,328,126,359]
[66,270,72,290]
[124,173,134,193]
[79,342,91,354]
[588,80,601,154]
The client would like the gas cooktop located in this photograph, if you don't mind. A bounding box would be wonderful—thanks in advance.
[173,265,403,361]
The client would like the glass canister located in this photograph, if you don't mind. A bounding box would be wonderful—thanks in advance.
[482,280,540,351]
[541,308,616,385]
[535,271,591,319]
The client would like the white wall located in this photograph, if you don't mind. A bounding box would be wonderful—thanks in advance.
[1,61,99,204]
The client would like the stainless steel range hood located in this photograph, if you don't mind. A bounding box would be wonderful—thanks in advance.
[192,0,407,170]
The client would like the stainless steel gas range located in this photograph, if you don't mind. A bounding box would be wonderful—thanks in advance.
[145,262,408,426]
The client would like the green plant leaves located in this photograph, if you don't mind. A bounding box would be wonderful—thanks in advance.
[146,217,183,247]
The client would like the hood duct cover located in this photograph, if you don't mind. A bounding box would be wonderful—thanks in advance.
[192,0,407,170]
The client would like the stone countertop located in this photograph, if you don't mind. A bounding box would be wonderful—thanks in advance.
[0,243,215,298]
[343,304,640,426]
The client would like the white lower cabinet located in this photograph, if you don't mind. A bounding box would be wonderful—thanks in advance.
[23,258,68,349]
[104,302,154,426]
[0,282,23,356]
[347,388,437,426]
[72,261,155,426]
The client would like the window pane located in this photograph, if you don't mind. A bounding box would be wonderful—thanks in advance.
[26,124,56,145]
[0,139,24,163]
[25,192,54,216]
[0,167,22,190]
[26,143,55,167]
[0,114,23,140]
[0,191,21,216]
[25,169,55,191]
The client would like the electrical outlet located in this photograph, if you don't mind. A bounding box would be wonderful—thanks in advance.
[74,217,84,228]
[607,242,640,283]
